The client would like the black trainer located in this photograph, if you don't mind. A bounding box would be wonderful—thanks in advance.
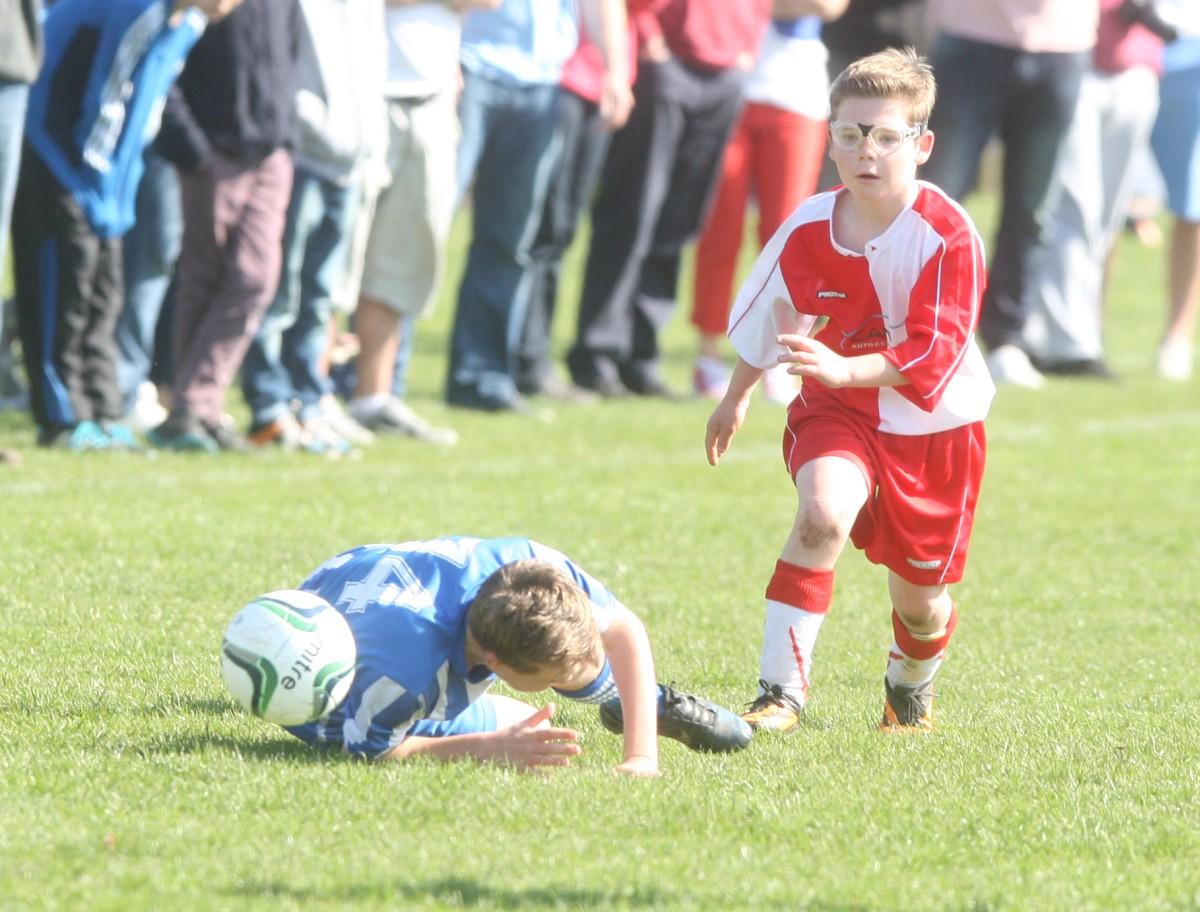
[599,684,753,753]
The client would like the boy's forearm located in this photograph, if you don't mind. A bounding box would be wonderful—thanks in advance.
[725,358,764,403]
[381,732,494,764]
[841,353,906,389]
[601,608,659,766]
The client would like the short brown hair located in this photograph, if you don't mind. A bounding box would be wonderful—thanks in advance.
[829,47,936,126]
[467,560,602,676]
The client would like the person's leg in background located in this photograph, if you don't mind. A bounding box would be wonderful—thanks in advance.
[1150,42,1200,381]
[350,91,459,444]
[445,73,560,411]
[517,87,611,400]
[979,48,1087,385]
[116,147,181,430]
[0,79,30,410]
[691,107,751,399]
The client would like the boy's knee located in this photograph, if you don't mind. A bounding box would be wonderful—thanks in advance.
[793,501,852,550]
[890,584,951,633]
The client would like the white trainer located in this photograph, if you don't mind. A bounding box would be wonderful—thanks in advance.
[987,344,1045,389]
[126,381,169,433]
[318,394,375,447]
[1156,337,1193,381]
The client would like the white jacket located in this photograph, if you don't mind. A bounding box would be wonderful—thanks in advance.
[294,0,388,185]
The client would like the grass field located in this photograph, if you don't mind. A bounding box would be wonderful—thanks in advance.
[1,198,1198,912]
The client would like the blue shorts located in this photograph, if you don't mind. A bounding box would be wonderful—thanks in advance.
[1151,39,1200,221]
[407,694,498,738]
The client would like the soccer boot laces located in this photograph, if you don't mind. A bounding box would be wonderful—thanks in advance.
[879,676,934,733]
[741,679,804,733]
[598,684,752,753]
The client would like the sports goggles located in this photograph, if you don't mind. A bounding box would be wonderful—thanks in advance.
[829,120,925,155]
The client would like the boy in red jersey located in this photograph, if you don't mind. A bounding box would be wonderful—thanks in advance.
[705,48,994,733]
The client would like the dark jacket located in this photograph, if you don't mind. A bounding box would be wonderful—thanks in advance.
[158,0,303,171]
[0,0,44,84]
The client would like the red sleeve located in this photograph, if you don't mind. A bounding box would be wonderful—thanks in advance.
[632,3,665,45]
[881,217,987,412]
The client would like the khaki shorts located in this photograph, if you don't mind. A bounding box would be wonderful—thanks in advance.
[354,90,460,317]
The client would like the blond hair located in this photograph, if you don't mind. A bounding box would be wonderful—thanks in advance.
[467,560,602,676]
[829,47,936,126]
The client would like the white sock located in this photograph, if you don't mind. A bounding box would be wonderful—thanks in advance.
[349,394,388,417]
[759,599,825,706]
[885,626,949,688]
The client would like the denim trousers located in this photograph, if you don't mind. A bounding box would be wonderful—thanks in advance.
[923,34,1087,350]
[242,167,358,425]
[446,71,560,405]
[0,80,29,343]
[116,148,182,410]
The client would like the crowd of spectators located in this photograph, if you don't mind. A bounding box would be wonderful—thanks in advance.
[0,0,1195,456]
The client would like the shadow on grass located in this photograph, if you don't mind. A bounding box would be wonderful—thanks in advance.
[226,876,878,911]
[139,695,242,717]
[135,732,348,764]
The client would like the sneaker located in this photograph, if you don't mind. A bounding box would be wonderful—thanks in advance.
[317,394,375,447]
[249,413,316,451]
[302,415,359,459]
[692,356,731,399]
[40,419,112,451]
[101,421,142,451]
[741,680,804,733]
[148,415,218,453]
[354,396,459,445]
[525,375,600,404]
[598,684,753,753]
[204,415,248,452]
[761,364,798,406]
[986,344,1045,389]
[878,676,934,733]
[1156,336,1193,381]
[1035,357,1118,381]
[126,381,168,433]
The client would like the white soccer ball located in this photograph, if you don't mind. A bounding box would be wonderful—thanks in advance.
[220,589,357,726]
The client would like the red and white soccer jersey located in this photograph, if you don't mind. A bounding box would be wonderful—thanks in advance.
[728,181,995,434]
[727,182,995,584]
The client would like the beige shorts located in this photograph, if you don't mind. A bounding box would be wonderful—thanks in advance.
[352,90,460,317]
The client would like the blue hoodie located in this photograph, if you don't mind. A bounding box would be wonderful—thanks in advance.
[23,0,205,237]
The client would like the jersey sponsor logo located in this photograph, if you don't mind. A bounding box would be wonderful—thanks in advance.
[839,313,904,352]
[817,290,847,299]
[906,557,943,570]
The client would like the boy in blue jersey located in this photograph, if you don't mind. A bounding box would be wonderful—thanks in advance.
[279,537,752,775]
[11,0,243,450]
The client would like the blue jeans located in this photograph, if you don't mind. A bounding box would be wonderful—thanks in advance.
[117,148,182,410]
[446,71,560,406]
[923,35,1087,350]
[0,80,29,319]
[242,168,358,425]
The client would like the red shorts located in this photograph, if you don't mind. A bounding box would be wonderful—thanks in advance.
[782,403,986,585]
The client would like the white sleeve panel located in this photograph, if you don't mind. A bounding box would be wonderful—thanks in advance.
[726,199,828,369]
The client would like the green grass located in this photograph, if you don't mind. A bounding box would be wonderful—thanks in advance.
[2,199,1199,912]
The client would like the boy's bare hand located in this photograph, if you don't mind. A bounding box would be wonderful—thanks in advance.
[777,334,852,388]
[614,755,660,778]
[488,704,581,771]
[705,396,748,466]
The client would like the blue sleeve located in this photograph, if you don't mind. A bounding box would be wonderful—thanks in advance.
[339,680,428,761]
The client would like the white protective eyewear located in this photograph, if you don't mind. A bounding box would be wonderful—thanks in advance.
[829,120,926,155]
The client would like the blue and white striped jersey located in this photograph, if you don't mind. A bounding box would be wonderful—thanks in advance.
[286,537,618,759]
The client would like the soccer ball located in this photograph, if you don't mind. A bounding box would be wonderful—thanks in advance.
[220,589,357,726]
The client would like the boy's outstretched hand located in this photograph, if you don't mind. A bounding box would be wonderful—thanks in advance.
[488,704,581,771]
[706,396,749,466]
